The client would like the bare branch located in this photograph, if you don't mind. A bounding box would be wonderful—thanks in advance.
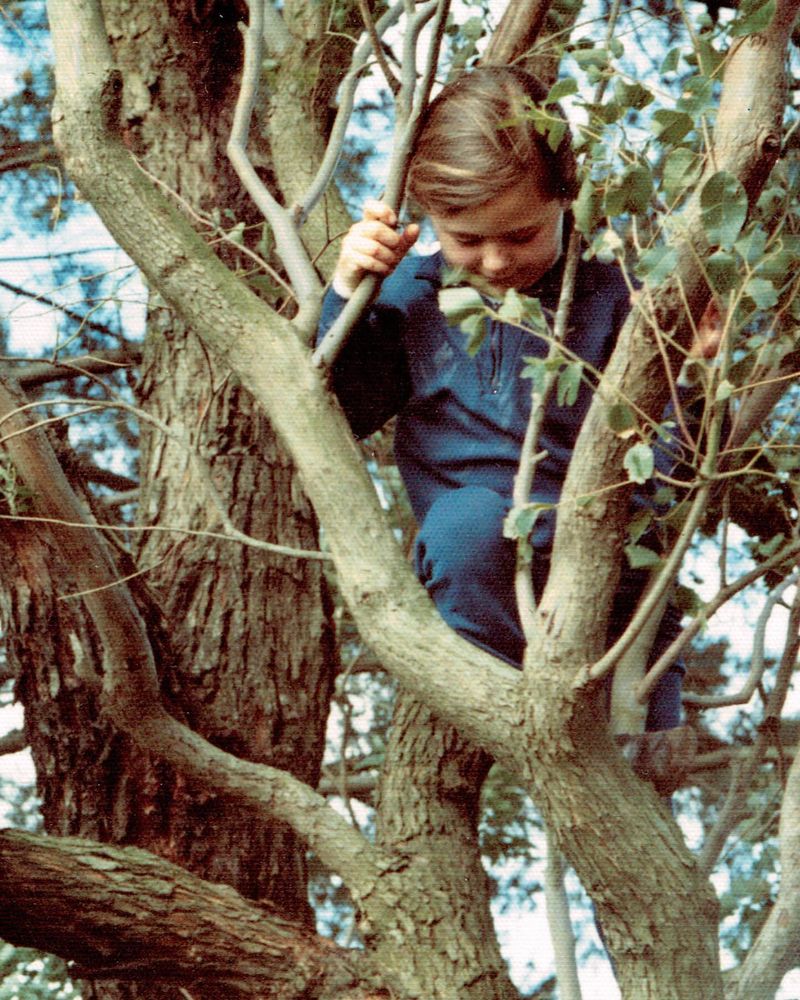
[294,0,415,224]
[685,568,800,709]
[0,829,378,1000]
[227,0,322,305]
[698,584,800,878]
[481,0,553,68]
[0,729,27,756]
[358,0,401,95]
[7,346,141,389]
[312,0,449,370]
[0,374,381,897]
[0,140,59,173]
[544,829,583,1000]
[0,275,123,341]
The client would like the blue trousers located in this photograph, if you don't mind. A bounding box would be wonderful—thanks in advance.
[414,486,683,731]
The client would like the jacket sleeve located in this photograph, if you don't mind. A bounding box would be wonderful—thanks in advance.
[317,287,412,439]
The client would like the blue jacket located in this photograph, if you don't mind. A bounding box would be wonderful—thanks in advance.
[319,249,634,546]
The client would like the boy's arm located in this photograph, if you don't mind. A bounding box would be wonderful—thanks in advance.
[317,284,411,439]
[318,200,419,439]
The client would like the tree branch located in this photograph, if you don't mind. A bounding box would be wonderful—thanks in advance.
[7,346,142,389]
[0,829,380,1000]
[0,729,27,755]
[0,374,382,899]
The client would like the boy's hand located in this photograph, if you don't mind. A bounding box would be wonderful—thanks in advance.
[332,199,420,298]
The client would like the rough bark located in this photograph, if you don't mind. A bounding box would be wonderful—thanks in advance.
[4,3,337,998]
[370,692,521,1000]
[0,829,383,1000]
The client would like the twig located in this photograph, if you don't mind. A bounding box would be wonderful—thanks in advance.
[512,231,581,641]
[698,583,800,877]
[0,729,27,756]
[684,568,800,709]
[312,0,449,370]
[358,0,400,95]
[227,0,322,304]
[294,0,416,225]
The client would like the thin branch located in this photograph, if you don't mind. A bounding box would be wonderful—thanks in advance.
[227,0,322,305]
[0,140,59,173]
[8,347,142,389]
[640,536,800,704]
[0,729,27,756]
[684,568,800,709]
[512,231,581,640]
[0,275,123,340]
[481,0,552,67]
[358,0,400,95]
[698,583,800,878]
[544,828,583,1000]
[294,0,416,224]
[0,373,382,895]
[0,394,330,562]
[312,0,449,370]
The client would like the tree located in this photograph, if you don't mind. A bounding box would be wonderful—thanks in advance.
[1,1,800,998]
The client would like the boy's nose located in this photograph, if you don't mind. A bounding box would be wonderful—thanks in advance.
[481,243,509,276]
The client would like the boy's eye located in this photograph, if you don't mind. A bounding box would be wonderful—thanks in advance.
[454,235,480,247]
[507,229,538,244]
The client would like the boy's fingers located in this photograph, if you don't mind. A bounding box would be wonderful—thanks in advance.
[362,199,396,227]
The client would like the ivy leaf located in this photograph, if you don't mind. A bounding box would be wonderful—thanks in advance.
[705,250,740,296]
[439,285,485,324]
[557,362,583,407]
[573,174,602,235]
[624,442,654,484]
[701,171,748,249]
[652,110,694,145]
[730,0,776,37]
[503,503,555,540]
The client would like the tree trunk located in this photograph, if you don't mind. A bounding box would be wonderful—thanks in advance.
[2,2,338,997]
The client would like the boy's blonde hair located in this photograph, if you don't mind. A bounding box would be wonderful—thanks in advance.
[406,66,578,215]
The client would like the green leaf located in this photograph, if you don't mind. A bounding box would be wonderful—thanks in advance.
[624,442,655,484]
[636,245,678,285]
[613,79,653,112]
[705,250,740,296]
[624,543,662,569]
[757,532,784,557]
[628,510,653,545]
[715,379,734,403]
[701,172,748,249]
[461,313,486,356]
[572,46,610,70]
[744,276,779,310]
[521,356,548,394]
[606,402,637,437]
[652,110,694,145]
[503,503,555,540]
[439,286,485,325]
[730,0,776,36]
[546,77,578,104]
[497,288,526,325]
[660,46,681,74]
[677,75,715,116]
[662,147,703,201]
[573,173,602,235]
[734,226,768,265]
[557,361,583,407]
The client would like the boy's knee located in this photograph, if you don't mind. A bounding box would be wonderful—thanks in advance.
[416,487,511,580]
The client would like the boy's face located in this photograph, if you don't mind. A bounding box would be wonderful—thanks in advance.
[430,176,566,294]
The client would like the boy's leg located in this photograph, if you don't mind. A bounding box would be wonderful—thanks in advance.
[414,486,526,667]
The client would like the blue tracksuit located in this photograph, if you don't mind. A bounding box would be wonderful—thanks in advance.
[319,249,683,729]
